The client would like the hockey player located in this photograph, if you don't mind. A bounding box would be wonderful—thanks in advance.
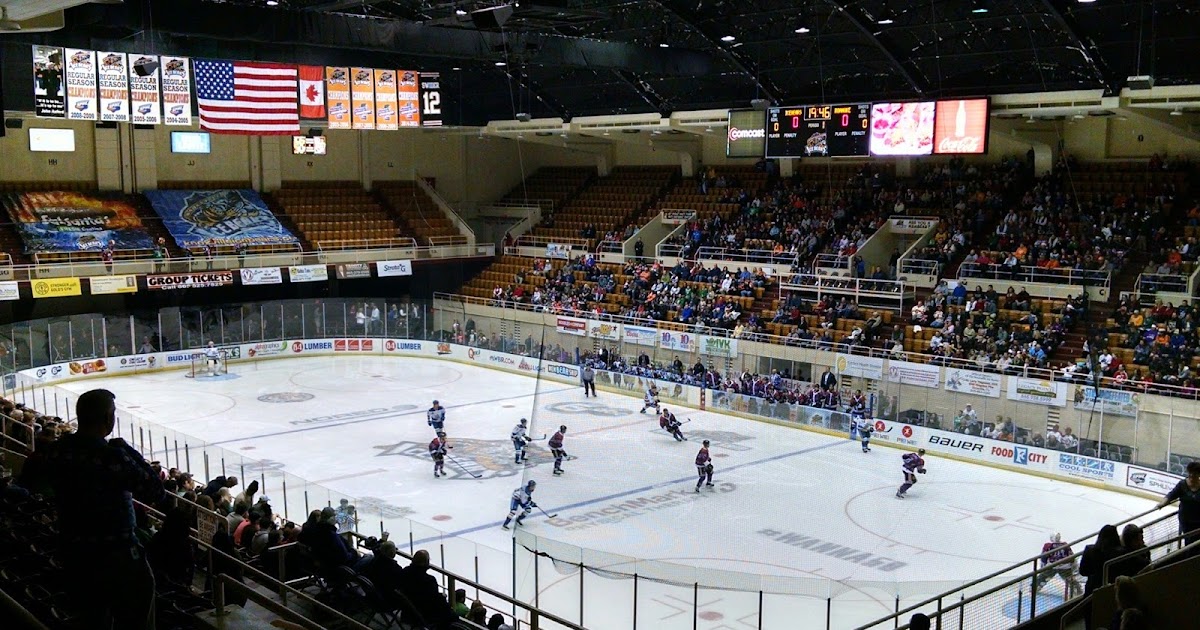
[640,383,660,414]
[896,449,927,498]
[204,341,221,376]
[502,480,537,530]
[695,440,713,492]
[549,425,568,475]
[848,390,868,439]
[659,408,687,442]
[427,400,446,434]
[511,418,529,465]
[859,421,874,453]
[1034,532,1080,596]
[428,431,448,478]
[581,365,596,398]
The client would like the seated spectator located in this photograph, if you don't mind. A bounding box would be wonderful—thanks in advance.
[1060,427,1079,451]
[488,614,516,630]
[468,600,488,625]
[1110,524,1150,579]
[353,540,406,608]
[1080,525,1124,595]
[398,549,458,629]
[451,588,469,617]
[298,506,356,568]
[148,506,196,590]
[1109,576,1143,630]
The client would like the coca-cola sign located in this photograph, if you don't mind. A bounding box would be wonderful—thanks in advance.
[933,98,989,155]
[726,109,766,158]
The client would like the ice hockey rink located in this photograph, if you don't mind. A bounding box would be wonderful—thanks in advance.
[41,354,1157,629]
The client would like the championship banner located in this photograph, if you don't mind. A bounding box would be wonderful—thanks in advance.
[0,281,20,301]
[945,368,1002,398]
[239,267,283,285]
[374,69,398,131]
[335,263,371,280]
[128,55,162,125]
[325,67,351,129]
[398,69,420,127]
[89,275,138,295]
[146,271,234,290]
[63,49,98,121]
[1073,385,1139,418]
[417,72,442,127]
[143,189,299,248]
[160,57,193,125]
[31,277,82,299]
[2,191,156,253]
[350,67,375,130]
[376,260,412,277]
[97,51,130,122]
[288,264,328,283]
[33,46,67,118]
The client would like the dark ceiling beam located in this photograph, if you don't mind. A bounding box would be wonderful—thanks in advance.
[504,69,570,119]
[303,0,390,12]
[72,0,714,76]
[1038,0,1113,90]
[821,0,925,96]
[654,0,778,103]
[612,69,670,114]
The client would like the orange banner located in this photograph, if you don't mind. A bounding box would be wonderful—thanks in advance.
[325,66,351,130]
[351,67,375,130]
[374,69,398,131]
[397,69,420,128]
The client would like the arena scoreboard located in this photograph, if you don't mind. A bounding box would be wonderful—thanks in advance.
[765,103,870,158]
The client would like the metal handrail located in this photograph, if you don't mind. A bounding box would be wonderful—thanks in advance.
[1135,272,1189,294]
[958,262,1112,287]
[1101,525,1199,583]
[316,237,419,251]
[854,506,1176,630]
[693,245,799,265]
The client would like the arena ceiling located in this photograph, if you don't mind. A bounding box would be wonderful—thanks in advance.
[3,0,1199,126]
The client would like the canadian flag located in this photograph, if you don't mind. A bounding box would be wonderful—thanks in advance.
[298,66,326,119]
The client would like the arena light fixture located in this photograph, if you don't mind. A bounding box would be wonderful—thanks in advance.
[971,1,988,13]
[794,26,810,34]
[720,35,736,42]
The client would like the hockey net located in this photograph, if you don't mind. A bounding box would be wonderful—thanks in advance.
[184,350,229,378]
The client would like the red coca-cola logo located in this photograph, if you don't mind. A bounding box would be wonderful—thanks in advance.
[937,136,982,153]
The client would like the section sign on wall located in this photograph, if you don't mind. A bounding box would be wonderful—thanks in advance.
[97,51,130,123]
[160,57,193,126]
[63,48,98,121]
[32,45,67,118]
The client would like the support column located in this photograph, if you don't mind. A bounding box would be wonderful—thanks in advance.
[126,126,157,192]
[259,136,282,192]
[99,124,127,192]
[359,130,372,191]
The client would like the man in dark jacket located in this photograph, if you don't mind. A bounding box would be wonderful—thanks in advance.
[398,550,457,629]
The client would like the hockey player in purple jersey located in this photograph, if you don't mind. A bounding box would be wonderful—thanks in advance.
[694,440,713,492]
[895,449,927,498]
[549,425,568,475]
[1034,532,1081,596]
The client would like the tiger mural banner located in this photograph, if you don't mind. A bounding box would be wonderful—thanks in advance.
[142,189,298,248]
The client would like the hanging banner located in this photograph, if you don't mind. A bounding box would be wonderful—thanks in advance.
[160,57,193,126]
[97,51,130,122]
[31,277,82,299]
[1007,377,1068,407]
[288,264,329,283]
[128,55,162,125]
[698,335,737,358]
[350,67,375,130]
[63,49,98,121]
[417,72,442,127]
[239,267,283,285]
[2,191,156,253]
[945,367,1002,398]
[298,65,326,120]
[32,45,67,118]
[556,316,587,337]
[398,69,421,128]
[374,69,399,131]
[325,67,351,130]
[622,325,658,347]
[335,263,371,279]
[146,271,235,290]
[835,353,884,380]
[143,189,298,248]
[1072,385,1139,418]
[89,275,139,295]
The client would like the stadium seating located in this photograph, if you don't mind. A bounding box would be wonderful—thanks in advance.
[525,166,675,248]
[271,182,413,248]
[374,181,467,245]
[498,166,594,211]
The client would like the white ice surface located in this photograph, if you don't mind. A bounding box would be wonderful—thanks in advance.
[43,356,1156,630]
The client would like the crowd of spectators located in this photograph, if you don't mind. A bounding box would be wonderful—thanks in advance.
[1082,294,1200,392]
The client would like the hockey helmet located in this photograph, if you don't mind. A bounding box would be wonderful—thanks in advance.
[702,440,710,447]
[560,425,567,432]
[918,448,926,455]
[520,418,528,425]
[437,431,446,437]
[526,480,537,489]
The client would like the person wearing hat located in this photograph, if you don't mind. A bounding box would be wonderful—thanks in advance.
[896,449,927,499]
[502,480,537,530]
[429,431,449,478]
[695,440,713,493]
[427,399,446,434]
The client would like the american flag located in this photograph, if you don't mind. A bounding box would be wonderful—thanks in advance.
[194,59,299,135]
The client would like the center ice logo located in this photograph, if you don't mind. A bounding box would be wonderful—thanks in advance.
[373,438,548,479]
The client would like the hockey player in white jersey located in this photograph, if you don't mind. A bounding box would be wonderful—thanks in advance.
[511,418,529,464]
[204,342,221,376]
[427,400,446,434]
[502,480,537,530]
[639,383,660,414]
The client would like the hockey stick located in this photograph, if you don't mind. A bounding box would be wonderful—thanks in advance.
[528,434,549,441]
[536,505,559,519]
[445,454,482,479]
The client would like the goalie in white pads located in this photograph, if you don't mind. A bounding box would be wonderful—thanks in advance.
[896,449,927,498]
[639,383,660,414]
[549,425,568,475]
[502,480,537,530]
[512,418,529,464]
[204,342,221,376]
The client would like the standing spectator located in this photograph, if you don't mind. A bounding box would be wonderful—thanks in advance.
[203,239,215,270]
[154,237,168,272]
[202,474,238,499]
[1080,525,1124,596]
[102,243,115,274]
[210,519,247,606]
[38,388,165,630]
[1157,460,1200,548]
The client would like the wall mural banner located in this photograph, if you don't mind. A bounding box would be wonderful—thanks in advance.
[2,191,155,253]
[143,189,299,248]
